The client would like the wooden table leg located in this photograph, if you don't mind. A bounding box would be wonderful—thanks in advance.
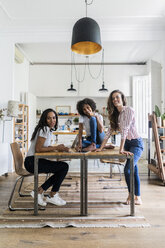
[34,156,38,216]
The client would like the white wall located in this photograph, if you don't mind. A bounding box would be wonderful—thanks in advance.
[151,60,162,111]
[29,64,147,97]
[37,96,107,114]
[14,57,29,101]
[0,39,15,172]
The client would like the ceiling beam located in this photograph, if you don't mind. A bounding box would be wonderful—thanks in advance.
[30,62,146,65]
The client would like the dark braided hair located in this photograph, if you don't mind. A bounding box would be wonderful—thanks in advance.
[107,90,127,131]
[31,108,58,141]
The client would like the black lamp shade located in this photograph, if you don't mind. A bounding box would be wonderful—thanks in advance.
[67,83,76,92]
[99,82,108,92]
[71,17,102,55]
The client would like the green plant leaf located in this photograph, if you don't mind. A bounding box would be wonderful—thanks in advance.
[155,105,161,117]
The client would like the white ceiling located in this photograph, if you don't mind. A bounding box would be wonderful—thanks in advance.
[18,41,161,64]
[1,0,165,63]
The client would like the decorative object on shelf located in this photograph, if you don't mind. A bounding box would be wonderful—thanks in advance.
[67,52,76,92]
[65,118,72,130]
[1,100,19,143]
[7,100,19,117]
[155,105,161,127]
[56,106,71,115]
[71,0,102,55]
[99,49,108,92]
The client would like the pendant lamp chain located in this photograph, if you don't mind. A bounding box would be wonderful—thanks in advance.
[102,49,104,82]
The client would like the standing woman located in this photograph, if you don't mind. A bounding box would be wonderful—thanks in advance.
[96,90,144,205]
[24,108,69,207]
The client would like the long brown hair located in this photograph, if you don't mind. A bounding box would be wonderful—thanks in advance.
[107,90,127,131]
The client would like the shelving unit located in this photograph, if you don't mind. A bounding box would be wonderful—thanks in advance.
[148,113,165,184]
[13,104,29,160]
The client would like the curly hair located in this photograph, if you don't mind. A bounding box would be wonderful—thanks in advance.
[107,90,127,131]
[31,108,58,140]
[76,98,96,116]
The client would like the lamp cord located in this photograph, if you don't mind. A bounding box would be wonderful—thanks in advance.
[87,54,103,80]
[85,0,93,17]
[72,51,103,82]
[72,54,87,83]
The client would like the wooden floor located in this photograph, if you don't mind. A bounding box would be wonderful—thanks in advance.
[0,161,165,248]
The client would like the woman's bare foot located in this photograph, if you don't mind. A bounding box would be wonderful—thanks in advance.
[82,143,96,152]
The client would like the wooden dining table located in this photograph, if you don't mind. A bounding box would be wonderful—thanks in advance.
[34,147,134,216]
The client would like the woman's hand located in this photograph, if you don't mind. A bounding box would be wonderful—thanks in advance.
[55,144,69,152]
[119,150,133,156]
[75,144,82,152]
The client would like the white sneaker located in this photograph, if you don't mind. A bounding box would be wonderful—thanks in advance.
[46,193,66,206]
[30,190,47,207]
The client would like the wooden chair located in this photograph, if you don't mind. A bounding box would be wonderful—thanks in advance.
[100,158,125,181]
[8,142,45,211]
[148,113,165,184]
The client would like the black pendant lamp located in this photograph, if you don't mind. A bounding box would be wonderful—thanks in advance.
[99,49,108,92]
[71,0,102,55]
[67,82,76,92]
[67,54,76,92]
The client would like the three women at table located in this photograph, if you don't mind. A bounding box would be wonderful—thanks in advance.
[76,98,105,152]
[96,90,144,205]
[24,108,69,207]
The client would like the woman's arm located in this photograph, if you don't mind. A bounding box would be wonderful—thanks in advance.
[95,137,109,151]
[95,126,112,152]
[119,138,133,156]
[35,137,69,153]
[76,123,83,151]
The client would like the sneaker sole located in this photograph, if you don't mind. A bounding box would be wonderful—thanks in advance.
[46,198,66,206]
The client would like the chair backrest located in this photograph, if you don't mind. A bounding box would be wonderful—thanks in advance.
[10,142,24,175]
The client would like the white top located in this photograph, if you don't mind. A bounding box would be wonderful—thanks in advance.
[79,113,103,137]
[105,106,139,140]
[26,126,53,157]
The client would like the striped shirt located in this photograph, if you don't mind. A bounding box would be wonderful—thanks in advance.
[105,106,140,140]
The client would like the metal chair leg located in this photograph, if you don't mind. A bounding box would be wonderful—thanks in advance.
[8,176,45,211]
[18,177,30,197]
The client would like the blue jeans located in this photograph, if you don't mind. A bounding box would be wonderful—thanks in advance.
[82,116,105,148]
[124,138,144,196]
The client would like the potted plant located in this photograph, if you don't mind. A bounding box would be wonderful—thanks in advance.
[73,117,79,125]
[0,108,5,121]
[162,113,165,127]
[155,105,161,127]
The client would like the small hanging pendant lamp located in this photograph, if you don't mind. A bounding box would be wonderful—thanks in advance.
[67,53,77,92]
[99,49,108,92]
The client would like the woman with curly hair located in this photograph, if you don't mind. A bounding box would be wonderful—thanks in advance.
[76,98,105,152]
[96,90,144,205]
[24,108,69,207]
